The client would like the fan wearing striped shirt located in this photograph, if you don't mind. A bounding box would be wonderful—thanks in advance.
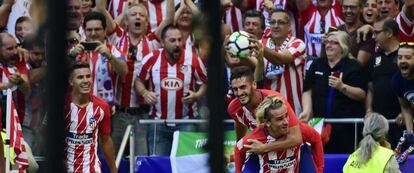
[135,25,207,156]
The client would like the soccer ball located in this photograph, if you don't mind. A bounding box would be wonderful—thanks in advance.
[227,31,251,59]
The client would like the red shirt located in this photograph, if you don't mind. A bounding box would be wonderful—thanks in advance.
[64,96,111,173]
[234,126,301,173]
[137,49,207,119]
[300,123,324,173]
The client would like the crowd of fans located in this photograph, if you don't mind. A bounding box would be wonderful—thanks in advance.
[0,0,412,172]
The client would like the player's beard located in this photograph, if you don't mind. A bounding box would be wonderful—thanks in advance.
[168,46,181,61]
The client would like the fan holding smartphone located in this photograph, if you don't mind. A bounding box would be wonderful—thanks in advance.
[66,12,128,106]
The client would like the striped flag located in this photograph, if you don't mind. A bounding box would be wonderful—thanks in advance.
[6,89,29,172]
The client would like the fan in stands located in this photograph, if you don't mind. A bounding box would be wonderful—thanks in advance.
[227,31,251,59]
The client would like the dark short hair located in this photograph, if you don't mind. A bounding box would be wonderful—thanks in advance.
[0,32,14,48]
[22,34,45,50]
[83,11,106,29]
[243,10,265,30]
[230,66,254,82]
[70,61,90,77]
[270,9,290,24]
[160,24,181,40]
[15,16,32,26]
[383,18,399,37]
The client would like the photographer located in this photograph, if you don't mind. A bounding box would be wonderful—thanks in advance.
[68,11,127,106]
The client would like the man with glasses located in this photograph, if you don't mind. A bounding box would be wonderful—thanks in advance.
[68,11,128,107]
[338,0,375,66]
[260,9,306,115]
[366,17,403,147]
[392,41,414,132]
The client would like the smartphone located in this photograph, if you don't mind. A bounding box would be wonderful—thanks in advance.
[328,26,338,33]
[331,71,342,78]
[81,42,99,50]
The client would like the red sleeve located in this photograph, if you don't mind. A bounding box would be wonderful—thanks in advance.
[234,127,266,173]
[234,140,246,173]
[16,60,29,75]
[332,0,344,20]
[97,97,111,135]
[298,3,316,39]
[300,123,324,173]
[227,99,240,121]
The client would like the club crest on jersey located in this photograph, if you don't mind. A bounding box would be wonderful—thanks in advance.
[180,64,189,72]
[89,117,98,129]
[161,77,184,90]
[268,156,296,170]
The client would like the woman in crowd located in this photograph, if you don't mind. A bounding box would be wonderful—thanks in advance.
[343,113,400,173]
[299,31,367,153]
[362,0,378,25]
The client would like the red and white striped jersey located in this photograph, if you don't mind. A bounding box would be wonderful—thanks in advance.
[300,0,344,57]
[0,60,29,123]
[224,7,243,32]
[145,0,180,33]
[227,89,299,129]
[108,25,160,107]
[137,49,207,119]
[76,44,126,106]
[261,36,306,114]
[395,10,414,42]
[235,127,301,173]
[248,0,298,36]
[108,0,127,19]
[64,96,111,173]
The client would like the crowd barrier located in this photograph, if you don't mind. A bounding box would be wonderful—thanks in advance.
[32,118,406,173]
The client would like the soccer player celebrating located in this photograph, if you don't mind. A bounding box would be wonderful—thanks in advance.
[234,95,301,173]
[65,62,117,173]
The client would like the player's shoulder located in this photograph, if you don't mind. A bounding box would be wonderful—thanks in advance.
[227,99,242,115]
[259,89,283,98]
[91,96,110,108]
[242,127,267,144]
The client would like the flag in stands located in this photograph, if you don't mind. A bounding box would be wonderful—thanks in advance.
[7,90,29,172]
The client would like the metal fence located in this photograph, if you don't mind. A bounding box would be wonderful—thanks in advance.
[32,118,400,173]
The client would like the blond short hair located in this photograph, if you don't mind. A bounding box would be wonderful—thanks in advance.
[256,95,285,124]
[327,31,351,58]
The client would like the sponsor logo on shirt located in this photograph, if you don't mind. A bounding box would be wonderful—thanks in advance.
[268,156,296,170]
[161,77,184,90]
[315,71,324,76]
[309,33,324,44]
[66,132,93,145]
